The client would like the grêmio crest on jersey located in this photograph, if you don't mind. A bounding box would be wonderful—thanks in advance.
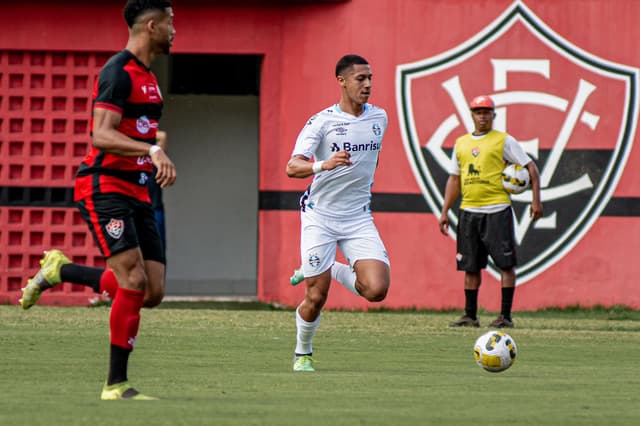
[396,1,639,284]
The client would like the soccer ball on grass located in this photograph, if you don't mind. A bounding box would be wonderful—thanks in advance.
[502,163,530,194]
[473,331,517,372]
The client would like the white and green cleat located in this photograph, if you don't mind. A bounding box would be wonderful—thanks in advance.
[293,355,315,372]
[101,381,158,400]
[289,267,305,286]
[19,249,71,310]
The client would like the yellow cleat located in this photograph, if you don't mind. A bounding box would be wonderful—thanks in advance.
[19,249,71,310]
[100,382,158,400]
[293,354,315,372]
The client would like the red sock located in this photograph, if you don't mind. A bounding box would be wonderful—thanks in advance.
[109,287,145,350]
[99,269,119,298]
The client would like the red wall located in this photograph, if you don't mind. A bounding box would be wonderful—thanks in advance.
[2,0,639,310]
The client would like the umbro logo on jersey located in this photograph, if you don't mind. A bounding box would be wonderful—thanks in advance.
[329,127,348,136]
[396,1,639,284]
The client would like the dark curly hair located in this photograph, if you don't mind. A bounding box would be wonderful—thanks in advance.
[123,0,172,28]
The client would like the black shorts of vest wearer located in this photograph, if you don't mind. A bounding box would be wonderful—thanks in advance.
[456,207,516,272]
[76,193,165,264]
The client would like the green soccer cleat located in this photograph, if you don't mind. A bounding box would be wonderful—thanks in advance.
[100,382,158,400]
[19,249,71,310]
[293,355,315,372]
[290,267,305,286]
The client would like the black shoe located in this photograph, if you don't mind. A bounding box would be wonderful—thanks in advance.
[489,315,514,328]
[449,315,480,328]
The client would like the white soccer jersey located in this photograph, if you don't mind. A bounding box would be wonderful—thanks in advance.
[292,103,387,219]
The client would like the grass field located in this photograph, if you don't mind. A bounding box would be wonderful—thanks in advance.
[1,304,639,425]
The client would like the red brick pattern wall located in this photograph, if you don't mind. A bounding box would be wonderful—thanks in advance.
[0,51,110,305]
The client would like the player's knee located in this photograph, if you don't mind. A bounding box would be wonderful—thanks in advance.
[306,291,328,311]
[119,267,148,292]
[364,287,388,302]
[143,286,164,308]
[359,281,389,302]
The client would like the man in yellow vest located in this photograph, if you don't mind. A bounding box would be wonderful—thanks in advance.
[438,95,543,328]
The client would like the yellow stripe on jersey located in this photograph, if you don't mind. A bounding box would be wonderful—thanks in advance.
[455,130,511,209]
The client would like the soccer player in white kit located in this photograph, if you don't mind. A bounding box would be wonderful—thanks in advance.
[286,54,391,372]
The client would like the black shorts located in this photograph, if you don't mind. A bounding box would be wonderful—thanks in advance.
[456,207,516,272]
[76,193,165,264]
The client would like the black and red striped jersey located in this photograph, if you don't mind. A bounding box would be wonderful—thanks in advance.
[75,50,163,203]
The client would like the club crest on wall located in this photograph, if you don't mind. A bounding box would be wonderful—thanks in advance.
[396,1,639,284]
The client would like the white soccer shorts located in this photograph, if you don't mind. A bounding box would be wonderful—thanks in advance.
[299,209,390,278]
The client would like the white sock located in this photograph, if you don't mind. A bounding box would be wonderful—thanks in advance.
[295,308,320,355]
[331,262,360,296]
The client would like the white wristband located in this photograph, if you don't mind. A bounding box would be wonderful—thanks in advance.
[312,161,325,174]
[149,145,162,156]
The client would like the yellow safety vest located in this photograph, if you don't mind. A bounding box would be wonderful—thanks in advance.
[455,130,510,209]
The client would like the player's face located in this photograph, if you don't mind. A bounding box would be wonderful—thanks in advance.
[471,108,494,133]
[339,64,372,106]
[153,7,175,55]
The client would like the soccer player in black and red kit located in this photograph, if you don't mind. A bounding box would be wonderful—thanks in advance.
[20,0,176,400]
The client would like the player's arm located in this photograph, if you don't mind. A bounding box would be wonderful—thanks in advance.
[92,109,176,188]
[152,130,175,188]
[92,108,155,156]
[92,64,155,157]
[439,146,461,235]
[156,130,168,151]
[525,161,543,221]
[286,151,352,179]
[439,174,460,235]
[505,135,543,220]
[287,113,353,178]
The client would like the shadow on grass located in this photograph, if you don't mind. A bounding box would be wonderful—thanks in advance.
[156,301,639,320]
[158,301,291,311]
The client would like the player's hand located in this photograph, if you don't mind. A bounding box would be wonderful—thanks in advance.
[438,212,450,235]
[325,150,352,170]
[151,149,176,188]
[530,200,543,221]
